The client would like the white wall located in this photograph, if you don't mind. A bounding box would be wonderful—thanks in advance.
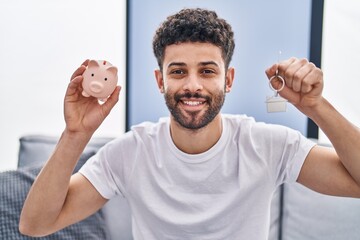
[320,0,360,144]
[0,0,126,171]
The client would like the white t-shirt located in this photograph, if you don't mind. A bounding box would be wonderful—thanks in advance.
[79,114,316,240]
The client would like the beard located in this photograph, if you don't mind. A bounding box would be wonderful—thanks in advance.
[164,89,225,130]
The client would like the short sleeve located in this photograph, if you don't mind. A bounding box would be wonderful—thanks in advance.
[284,135,316,182]
[78,132,137,200]
[275,130,316,185]
[239,118,317,187]
[79,147,121,199]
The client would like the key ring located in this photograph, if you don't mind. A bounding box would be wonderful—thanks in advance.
[269,74,285,93]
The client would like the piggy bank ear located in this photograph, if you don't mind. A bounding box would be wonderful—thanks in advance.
[107,66,118,76]
[88,60,100,68]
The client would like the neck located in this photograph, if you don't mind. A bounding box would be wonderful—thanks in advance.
[169,114,223,154]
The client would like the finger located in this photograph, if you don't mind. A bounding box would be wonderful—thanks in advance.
[266,57,297,88]
[301,67,323,94]
[277,84,301,105]
[81,59,89,66]
[282,58,308,90]
[66,75,83,97]
[265,63,278,79]
[70,60,89,81]
[278,57,297,76]
[292,62,315,92]
[278,57,297,73]
[269,75,285,92]
[289,59,311,92]
[101,86,121,117]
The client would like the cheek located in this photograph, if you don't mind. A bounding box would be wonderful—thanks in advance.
[164,87,176,98]
[212,81,226,92]
[163,79,180,93]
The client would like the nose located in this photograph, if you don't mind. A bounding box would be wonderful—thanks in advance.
[90,81,104,93]
[182,73,203,92]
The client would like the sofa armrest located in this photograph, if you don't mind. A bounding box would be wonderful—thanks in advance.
[18,135,113,168]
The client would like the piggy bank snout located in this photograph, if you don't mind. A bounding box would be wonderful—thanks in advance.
[89,81,104,93]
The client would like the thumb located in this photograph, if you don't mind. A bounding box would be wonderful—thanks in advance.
[101,86,121,117]
[277,85,300,105]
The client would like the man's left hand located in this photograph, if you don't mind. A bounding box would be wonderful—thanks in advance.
[265,57,324,110]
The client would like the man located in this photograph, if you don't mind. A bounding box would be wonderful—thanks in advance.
[20,8,360,239]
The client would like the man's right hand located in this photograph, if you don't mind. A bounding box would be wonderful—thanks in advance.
[64,60,121,136]
[19,60,120,237]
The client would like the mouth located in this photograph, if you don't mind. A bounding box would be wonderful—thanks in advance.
[179,98,207,112]
[182,100,205,106]
[173,92,210,112]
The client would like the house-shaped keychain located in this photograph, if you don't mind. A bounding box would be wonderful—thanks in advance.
[266,95,287,112]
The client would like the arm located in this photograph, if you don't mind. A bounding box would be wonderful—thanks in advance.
[265,58,360,197]
[19,60,121,236]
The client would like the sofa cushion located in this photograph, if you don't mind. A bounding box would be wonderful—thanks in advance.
[0,151,110,239]
[16,135,133,240]
[282,182,360,240]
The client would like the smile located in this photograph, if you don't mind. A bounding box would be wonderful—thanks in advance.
[182,100,204,106]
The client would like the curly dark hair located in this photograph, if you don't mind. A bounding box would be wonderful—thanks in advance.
[152,8,235,71]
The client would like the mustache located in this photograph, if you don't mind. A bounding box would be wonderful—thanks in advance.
[174,92,211,102]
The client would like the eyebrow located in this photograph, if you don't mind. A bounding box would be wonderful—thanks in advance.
[167,62,186,68]
[199,61,219,67]
[167,61,219,68]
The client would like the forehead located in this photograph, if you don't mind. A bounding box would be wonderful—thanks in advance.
[163,42,224,69]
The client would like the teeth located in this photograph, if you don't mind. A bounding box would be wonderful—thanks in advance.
[183,101,202,106]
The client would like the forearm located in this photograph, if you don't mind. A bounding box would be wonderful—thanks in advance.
[301,97,360,184]
[20,130,92,235]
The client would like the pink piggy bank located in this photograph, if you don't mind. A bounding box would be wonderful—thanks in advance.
[82,60,118,102]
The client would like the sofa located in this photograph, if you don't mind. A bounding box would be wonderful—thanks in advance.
[1,135,360,240]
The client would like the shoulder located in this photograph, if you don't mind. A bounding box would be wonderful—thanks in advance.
[222,114,302,142]
[108,117,169,147]
[222,113,256,127]
[222,113,281,132]
[130,117,169,139]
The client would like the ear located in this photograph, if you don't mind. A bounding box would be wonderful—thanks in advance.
[88,59,100,68]
[154,69,164,93]
[225,67,235,93]
[107,66,118,76]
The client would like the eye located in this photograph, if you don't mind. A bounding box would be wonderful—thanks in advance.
[202,69,215,74]
[169,69,186,79]
[104,78,108,81]
[172,69,184,74]
[91,73,94,77]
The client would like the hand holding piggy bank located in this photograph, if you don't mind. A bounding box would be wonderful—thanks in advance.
[82,60,118,102]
